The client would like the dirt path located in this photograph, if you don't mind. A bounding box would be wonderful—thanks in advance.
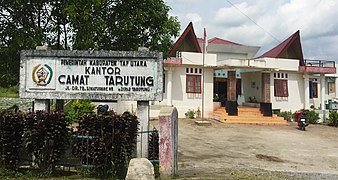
[152,119,338,179]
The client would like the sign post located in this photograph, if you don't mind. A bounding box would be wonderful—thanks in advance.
[20,50,163,158]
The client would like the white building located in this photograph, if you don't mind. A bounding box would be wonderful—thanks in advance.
[153,23,337,121]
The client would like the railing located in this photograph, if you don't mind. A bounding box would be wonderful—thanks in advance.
[304,59,335,68]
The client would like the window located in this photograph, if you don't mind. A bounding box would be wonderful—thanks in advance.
[163,73,165,93]
[236,79,242,95]
[274,79,288,97]
[328,82,335,94]
[309,81,318,98]
[186,75,201,93]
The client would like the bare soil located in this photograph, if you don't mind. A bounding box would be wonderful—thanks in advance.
[151,119,338,179]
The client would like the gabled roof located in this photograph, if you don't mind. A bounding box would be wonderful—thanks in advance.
[197,37,242,46]
[257,30,304,65]
[168,22,201,57]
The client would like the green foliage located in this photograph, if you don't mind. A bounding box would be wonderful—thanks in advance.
[65,100,96,123]
[24,111,72,171]
[72,111,139,179]
[277,111,293,122]
[185,109,195,119]
[326,110,338,127]
[302,109,320,124]
[0,0,180,86]
[0,111,24,170]
[0,111,71,172]
[0,86,19,97]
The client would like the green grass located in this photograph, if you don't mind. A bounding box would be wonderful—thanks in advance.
[0,167,96,180]
[0,86,19,98]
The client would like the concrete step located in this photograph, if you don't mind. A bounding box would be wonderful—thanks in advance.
[219,120,287,125]
[211,107,287,126]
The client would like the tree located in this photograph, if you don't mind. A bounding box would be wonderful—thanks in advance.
[0,0,180,87]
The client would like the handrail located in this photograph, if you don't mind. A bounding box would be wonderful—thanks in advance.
[304,59,335,68]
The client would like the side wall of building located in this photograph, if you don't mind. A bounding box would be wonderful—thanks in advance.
[270,71,305,112]
[159,65,214,118]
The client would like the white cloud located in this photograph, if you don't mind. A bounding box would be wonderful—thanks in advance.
[165,0,338,60]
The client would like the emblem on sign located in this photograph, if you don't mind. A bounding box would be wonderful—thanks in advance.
[32,64,53,86]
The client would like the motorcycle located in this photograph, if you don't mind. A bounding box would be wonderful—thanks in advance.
[295,111,308,131]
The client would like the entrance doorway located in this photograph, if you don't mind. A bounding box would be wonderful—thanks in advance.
[214,78,242,107]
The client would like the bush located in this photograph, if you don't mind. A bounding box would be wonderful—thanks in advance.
[302,109,320,124]
[185,109,195,119]
[65,100,96,123]
[0,111,24,170]
[277,111,293,122]
[326,110,338,127]
[0,111,71,172]
[72,111,138,179]
[24,111,72,171]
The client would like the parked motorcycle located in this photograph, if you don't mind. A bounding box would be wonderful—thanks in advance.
[295,111,308,131]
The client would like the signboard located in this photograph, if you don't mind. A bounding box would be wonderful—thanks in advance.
[20,50,163,101]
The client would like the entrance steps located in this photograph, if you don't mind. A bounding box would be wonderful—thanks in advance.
[211,106,287,125]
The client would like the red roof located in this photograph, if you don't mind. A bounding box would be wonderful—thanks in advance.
[168,22,201,57]
[257,30,304,65]
[197,37,242,46]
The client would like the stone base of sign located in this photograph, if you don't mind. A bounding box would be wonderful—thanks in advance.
[125,158,155,180]
[136,101,149,158]
[34,99,50,112]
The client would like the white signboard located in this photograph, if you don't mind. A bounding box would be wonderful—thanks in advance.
[20,50,163,101]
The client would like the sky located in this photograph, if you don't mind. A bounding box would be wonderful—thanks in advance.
[164,0,338,61]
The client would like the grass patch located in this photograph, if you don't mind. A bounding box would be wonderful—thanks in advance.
[0,86,19,98]
[0,167,96,180]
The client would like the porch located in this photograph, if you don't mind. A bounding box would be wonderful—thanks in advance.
[211,105,287,125]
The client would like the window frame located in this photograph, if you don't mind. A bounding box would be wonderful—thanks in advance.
[186,74,202,93]
[274,79,288,97]
[310,81,318,98]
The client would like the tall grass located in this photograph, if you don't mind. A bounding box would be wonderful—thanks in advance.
[0,86,19,98]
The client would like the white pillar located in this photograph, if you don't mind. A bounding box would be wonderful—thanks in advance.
[34,99,50,112]
[136,101,149,158]
[321,75,326,110]
[303,75,310,109]
[335,76,338,98]
[167,68,173,106]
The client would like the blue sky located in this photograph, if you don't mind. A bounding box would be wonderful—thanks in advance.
[164,0,338,61]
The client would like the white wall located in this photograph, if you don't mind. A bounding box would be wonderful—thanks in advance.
[216,53,248,61]
[181,52,217,66]
[241,72,261,102]
[159,65,214,118]
[270,71,304,111]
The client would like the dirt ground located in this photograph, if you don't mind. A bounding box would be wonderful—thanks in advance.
[151,119,338,179]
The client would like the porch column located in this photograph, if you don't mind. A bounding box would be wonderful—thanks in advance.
[260,72,272,116]
[335,76,338,97]
[226,70,237,115]
[320,74,326,110]
[303,74,310,109]
[167,68,173,106]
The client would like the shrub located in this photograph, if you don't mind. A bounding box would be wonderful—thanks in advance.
[326,110,338,127]
[277,111,293,122]
[185,109,195,119]
[24,111,72,171]
[302,109,320,124]
[65,100,96,123]
[0,111,24,170]
[72,111,138,179]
